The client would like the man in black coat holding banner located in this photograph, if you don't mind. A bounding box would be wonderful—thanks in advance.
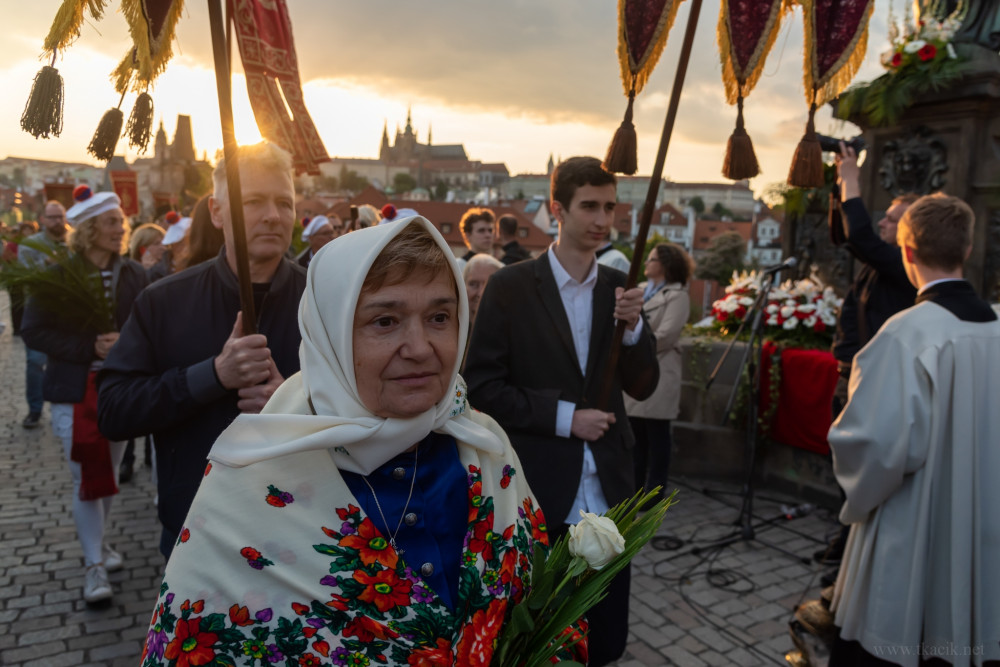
[465,156,658,666]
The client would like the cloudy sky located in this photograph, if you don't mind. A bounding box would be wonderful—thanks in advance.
[1,0,898,193]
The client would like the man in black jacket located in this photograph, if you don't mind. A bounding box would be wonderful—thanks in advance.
[97,142,306,559]
[497,214,531,265]
[465,157,657,666]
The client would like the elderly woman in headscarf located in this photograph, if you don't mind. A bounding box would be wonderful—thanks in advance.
[141,217,569,666]
[21,189,148,605]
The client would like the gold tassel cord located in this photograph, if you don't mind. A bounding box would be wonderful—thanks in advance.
[87,91,126,162]
[20,61,64,139]
[113,0,186,93]
[125,91,155,153]
[43,0,110,56]
[787,101,824,188]
[604,88,639,175]
[617,0,685,97]
[722,95,760,180]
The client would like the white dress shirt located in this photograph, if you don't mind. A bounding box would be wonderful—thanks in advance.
[547,245,642,525]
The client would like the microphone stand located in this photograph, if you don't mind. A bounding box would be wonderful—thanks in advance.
[701,270,809,564]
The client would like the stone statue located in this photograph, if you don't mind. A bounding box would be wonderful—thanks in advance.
[917,1,1000,51]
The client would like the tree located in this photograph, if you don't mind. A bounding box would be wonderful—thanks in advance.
[393,173,417,193]
[711,201,734,220]
[184,163,214,202]
[694,231,746,284]
[432,180,448,201]
[315,175,339,192]
[688,196,705,214]
[338,166,370,193]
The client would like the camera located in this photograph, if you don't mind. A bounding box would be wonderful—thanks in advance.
[816,133,866,155]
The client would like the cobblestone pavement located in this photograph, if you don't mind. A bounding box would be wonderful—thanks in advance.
[0,326,837,666]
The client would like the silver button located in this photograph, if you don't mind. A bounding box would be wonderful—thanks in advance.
[404,512,417,526]
[392,467,406,481]
[420,562,434,577]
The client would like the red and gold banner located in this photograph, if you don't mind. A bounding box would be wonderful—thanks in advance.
[113,0,185,93]
[800,0,875,106]
[617,0,686,97]
[228,0,329,175]
[718,0,786,104]
[43,182,76,210]
[110,171,140,217]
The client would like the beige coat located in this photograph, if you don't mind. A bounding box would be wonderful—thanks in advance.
[829,302,1000,666]
[624,283,689,420]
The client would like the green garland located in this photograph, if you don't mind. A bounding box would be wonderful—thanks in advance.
[836,50,967,126]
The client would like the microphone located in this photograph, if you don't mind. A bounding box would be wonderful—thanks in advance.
[761,256,797,275]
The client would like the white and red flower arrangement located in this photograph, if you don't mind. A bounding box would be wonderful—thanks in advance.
[710,270,842,349]
[880,1,963,71]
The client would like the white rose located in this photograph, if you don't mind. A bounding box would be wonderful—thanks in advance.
[783,316,799,330]
[780,305,797,319]
[568,511,625,570]
[903,39,926,54]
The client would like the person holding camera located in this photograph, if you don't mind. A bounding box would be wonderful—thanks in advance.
[819,144,920,569]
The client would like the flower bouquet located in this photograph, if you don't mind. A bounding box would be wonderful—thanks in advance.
[492,488,676,667]
[710,270,842,350]
[837,1,967,126]
[0,237,116,332]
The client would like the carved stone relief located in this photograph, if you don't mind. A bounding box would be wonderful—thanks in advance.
[878,126,950,196]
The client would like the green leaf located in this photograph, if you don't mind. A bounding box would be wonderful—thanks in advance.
[201,613,227,632]
[510,601,535,634]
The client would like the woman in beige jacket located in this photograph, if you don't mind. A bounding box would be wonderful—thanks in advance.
[624,243,693,492]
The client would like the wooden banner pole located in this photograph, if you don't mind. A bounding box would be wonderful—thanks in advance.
[598,0,704,409]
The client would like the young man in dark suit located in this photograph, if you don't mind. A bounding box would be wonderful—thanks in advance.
[465,156,658,666]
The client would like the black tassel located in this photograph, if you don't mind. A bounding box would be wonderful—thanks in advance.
[87,107,125,162]
[722,96,760,181]
[603,90,638,175]
[20,65,64,139]
[125,92,155,153]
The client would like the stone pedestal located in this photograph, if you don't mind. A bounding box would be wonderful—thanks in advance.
[850,45,1000,299]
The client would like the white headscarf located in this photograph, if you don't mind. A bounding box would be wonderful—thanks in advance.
[208,216,504,474]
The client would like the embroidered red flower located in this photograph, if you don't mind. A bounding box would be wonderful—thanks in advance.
[354,568,412,613]
[522,498,548,545]
[312,640,330,657]
[468,515,498,561]
[340,517,398,569]
[265,484,294,507]
[240,547,273,569]
[455,598,507,665]
[292,602,310,615]
[500,464,514,489]
[326,593,349,611]
[344,615,399,642]
[240,547,261,560]
[228,604,254,627]
[203,462,212,477]
[179,528,190,543]
[163,618,218,667]
[298,653,322,667]
[408,638,454,666]
[191,600,204,614]
[468,479,483,522]
[918,43,937,62]
[336,504,361,521]
[891,51,903,67]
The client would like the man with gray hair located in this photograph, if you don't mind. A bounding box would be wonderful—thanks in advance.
[97,142,307,558]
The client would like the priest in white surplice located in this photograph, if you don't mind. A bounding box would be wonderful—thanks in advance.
[827,194,1000,667]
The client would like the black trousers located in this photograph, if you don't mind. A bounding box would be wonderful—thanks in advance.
[549,522,631,666]
[629,417,672,493]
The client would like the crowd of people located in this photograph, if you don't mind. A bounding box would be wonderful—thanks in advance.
[2,139,996,666]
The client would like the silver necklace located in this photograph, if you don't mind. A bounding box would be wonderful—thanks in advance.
[361,446,418,555]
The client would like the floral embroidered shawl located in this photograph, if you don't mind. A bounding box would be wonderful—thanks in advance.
[140,410,551,666]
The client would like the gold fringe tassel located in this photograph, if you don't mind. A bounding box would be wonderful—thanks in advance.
[787,102,824,188]
[616,0,684,97]
[604,89,638,175]
[87,95,125,162]
[125,91,155,153]
[722,96,760,180]
[20,63,64,139]
[113,0,186,93]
